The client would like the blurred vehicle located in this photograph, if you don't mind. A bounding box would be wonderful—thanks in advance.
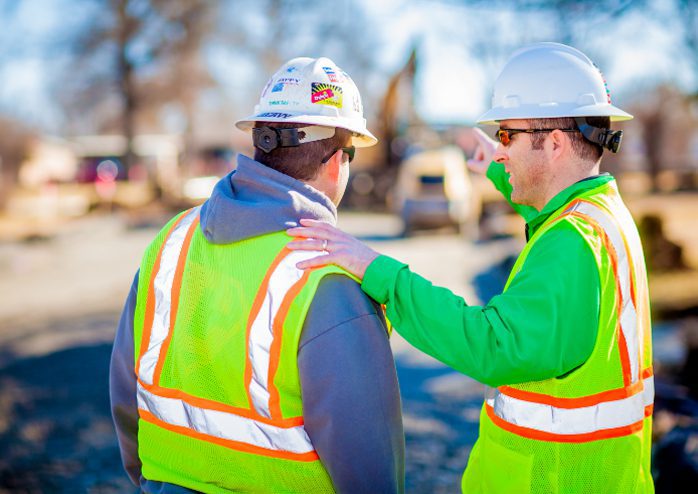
[392,146,480,237]
[178,146,236,206]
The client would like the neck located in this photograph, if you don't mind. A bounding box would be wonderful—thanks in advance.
[305,175,338,206]
[538,159,600,210]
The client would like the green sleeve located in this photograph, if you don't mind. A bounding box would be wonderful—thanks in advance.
[486,161,538,223]
[362,221,600,387]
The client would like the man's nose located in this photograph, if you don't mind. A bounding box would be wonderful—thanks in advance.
[492,144,508,163]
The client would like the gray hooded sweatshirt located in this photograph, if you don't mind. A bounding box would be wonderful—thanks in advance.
[109,155,405,494]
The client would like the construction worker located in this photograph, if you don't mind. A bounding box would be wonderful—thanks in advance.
[287,43,654,493]
[109,57,405,493]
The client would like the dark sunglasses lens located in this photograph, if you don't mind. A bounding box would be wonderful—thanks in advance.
[497,130,510,146]
[343,146,355,162]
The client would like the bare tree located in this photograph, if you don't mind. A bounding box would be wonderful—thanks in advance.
[0,117,35,209]
[217,0,380,116]
[425,0,649,111]
[55,0,216,169]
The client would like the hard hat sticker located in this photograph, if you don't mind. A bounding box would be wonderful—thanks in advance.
[322,66,343,83]
[256,112,292,118]
[271,77,301,93]
[591,62,612,104]
[311,82,343,108]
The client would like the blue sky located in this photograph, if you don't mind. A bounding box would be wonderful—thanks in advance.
[0,0,695,132]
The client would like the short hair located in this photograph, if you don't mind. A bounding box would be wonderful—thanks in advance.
[529,116,611,163]
[253,123,351,181]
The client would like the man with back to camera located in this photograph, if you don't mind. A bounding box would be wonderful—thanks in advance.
[287,43,654,493]
[109,56,404,493]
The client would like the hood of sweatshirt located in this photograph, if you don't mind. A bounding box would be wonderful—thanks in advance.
[199,154,337,244]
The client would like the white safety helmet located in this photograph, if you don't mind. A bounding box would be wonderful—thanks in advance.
[477,42,633,125]
[236,57,377,148]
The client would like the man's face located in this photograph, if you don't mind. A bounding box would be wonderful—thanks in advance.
[492,119,550,209]
[332,140,353,206]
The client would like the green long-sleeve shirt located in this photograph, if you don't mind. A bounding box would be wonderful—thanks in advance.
[363,163,614,387]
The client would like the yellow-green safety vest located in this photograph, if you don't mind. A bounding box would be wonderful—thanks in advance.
[133,206,354,493]
[462,181,654,493]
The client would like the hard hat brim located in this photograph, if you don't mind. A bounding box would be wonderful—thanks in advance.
[235,113,378,148]
[476,103,633,125]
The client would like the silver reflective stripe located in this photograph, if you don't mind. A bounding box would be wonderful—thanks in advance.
[248,250,322,418]
[489,376,654,435]
[567,200,640,383]
[139,207,200,386]
[137,383,314,454]
[137,228,318,454]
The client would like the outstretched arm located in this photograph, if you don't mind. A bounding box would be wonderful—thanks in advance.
[288,221,599,387]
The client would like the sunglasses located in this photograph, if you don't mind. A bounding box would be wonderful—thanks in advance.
[495,128,578,146]
[322,145,356,163]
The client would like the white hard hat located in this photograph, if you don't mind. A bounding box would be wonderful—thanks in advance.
[477,42,633,125]
[236,57,377,147]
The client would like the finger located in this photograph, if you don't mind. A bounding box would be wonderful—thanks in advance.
[295,253,335,270]
[472,147,485,162]
[467,159,489,174]
[298,219,346,238]
[472,127,495,145]
[287,239,325,251]
[286,226,330,239]
[299,218,333,228]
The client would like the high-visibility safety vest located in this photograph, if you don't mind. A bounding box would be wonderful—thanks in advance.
[462,181,654,493]
[132,207,354,493]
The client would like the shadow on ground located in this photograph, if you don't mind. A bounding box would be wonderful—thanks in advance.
[396,363,481,493]
[0,343,133,493]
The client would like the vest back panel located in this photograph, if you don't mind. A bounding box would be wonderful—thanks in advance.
[132,209,353,492]
[157,230,290,407]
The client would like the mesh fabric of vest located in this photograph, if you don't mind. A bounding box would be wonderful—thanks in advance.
[134,219,353,493]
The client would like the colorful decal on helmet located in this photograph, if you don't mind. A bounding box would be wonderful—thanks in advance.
[311,82,343,108]
[257,112,291,118]
[268,100,289,106]
[286,66,298,73]
[277,77,300,85]
[602,76,611,103]
[592,62,612,104]
[322,66,343,83]
[271,77,301,93]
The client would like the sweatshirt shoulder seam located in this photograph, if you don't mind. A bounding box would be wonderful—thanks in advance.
[299,312,385,349]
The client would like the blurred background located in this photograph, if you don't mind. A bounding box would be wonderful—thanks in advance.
[1,0,697,492]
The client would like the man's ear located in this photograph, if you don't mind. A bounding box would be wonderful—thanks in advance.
[324,149,343,181]
[548,129,568,161]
